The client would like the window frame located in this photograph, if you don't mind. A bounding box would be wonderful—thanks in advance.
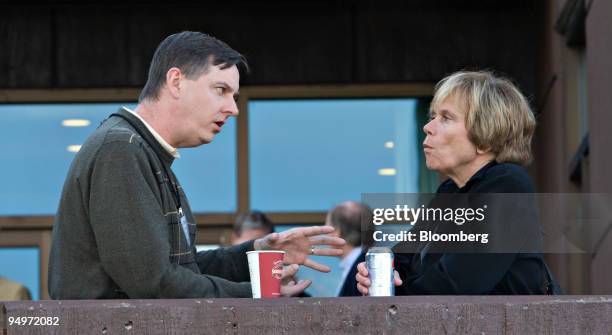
[0,229,49,299]
[236,83,434,224]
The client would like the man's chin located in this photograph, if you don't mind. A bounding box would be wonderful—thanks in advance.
[197,132,215,146]
[200,136,214,145]
[181,138,212,148]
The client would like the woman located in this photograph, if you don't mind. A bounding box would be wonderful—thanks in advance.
[356,71,555,295]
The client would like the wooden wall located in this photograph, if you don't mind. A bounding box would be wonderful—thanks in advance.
[0,0,540,95]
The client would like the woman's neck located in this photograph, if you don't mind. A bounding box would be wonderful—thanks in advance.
[447,155,495,188]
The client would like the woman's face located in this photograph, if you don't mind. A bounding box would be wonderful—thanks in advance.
[422,97,480,176]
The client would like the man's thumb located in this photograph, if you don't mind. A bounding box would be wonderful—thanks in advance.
[283,264,299,278]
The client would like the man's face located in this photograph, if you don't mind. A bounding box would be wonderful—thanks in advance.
[177,64,240,147]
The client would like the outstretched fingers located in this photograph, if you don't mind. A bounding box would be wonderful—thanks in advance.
[308,235,345,247]
[297,225,335,237]
[303,258,331,273]
[311,248,343,257]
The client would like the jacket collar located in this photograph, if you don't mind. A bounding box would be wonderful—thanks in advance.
[112,108,175,166]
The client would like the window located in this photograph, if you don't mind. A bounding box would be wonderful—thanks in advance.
[0,103,236,215]
[274,224,342,297]
[0,247,39,300]
[173,118,237,212]
[248,98,425,212]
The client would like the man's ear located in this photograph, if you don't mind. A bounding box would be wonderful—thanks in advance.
[166,67,182,99]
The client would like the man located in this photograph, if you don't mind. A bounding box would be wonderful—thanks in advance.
[231,211,274,246]
[325,201,373,297]
[49,31,344,299]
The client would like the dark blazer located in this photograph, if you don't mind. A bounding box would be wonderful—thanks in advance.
[339,250,366,297]
[395,161,554,295]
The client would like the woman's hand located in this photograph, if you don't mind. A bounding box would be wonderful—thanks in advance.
[355,261,403,295]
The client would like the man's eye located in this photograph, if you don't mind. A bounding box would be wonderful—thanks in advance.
[216,87,225,94]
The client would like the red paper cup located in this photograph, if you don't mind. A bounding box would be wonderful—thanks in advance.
[246,250,285,298]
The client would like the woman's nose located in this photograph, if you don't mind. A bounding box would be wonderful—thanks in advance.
[423,119,434,135]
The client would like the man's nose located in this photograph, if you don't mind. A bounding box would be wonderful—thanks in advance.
[225,98,239,116]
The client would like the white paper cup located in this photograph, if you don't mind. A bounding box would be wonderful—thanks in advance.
[246,250,285,298]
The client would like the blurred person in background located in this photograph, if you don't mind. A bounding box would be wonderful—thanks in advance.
[325,201,374,297]
[231,210,274,246]
[0,276,31,301]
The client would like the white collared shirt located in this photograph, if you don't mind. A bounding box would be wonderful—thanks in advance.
[123,106,180,159]
[334,246,363,297]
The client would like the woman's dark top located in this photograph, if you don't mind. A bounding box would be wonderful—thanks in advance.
[395,161,548,295]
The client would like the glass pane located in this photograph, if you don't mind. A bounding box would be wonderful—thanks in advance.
[0,103,236,215]
[173,117,237,213]
[0,103,126,215]
[0,247,39,300]
[249,99,421,212]
[274,224,341,297]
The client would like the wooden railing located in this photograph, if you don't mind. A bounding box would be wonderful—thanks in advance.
[1,296,611,334]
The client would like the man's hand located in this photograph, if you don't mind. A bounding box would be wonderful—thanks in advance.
[355,261,403,295]
[281,264,311,297]
[254,226,345,272]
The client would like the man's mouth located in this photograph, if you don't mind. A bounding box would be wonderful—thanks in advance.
[214,121,225,128]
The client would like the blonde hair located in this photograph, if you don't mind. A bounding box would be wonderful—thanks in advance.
[431,71,536,166]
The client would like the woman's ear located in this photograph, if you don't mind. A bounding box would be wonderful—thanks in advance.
[476,146,492,155]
